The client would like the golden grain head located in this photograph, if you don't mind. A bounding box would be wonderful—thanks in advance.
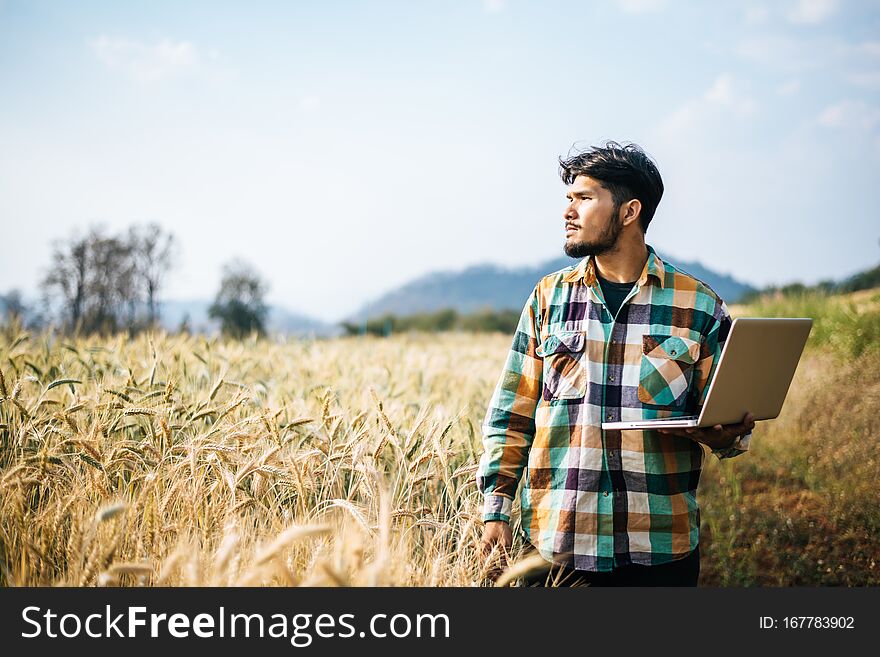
[96,502,128,523]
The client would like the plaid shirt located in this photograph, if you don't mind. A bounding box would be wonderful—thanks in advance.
[477,246,750,572]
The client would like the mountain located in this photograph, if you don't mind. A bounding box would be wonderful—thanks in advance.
[348,252,758,321]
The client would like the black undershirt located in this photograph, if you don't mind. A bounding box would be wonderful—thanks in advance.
[597,274,637,318]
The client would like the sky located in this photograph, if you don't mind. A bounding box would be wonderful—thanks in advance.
[1,0,879,323]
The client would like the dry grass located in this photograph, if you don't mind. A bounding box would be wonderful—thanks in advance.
[0,331,499,586]
[698,347,880,585]
[1,307,877,586]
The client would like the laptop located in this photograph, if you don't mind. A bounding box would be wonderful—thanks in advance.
[601,317,812,430]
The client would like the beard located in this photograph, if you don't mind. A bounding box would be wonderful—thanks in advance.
[563,205,623,258]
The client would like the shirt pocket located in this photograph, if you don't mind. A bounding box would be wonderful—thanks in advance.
[536,331,586,401]
[637,334,701,407]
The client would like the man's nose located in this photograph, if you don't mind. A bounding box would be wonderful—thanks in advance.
[563,203,576,221]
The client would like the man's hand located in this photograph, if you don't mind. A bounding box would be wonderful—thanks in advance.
[658,412,755,450]
[480,520,513,582]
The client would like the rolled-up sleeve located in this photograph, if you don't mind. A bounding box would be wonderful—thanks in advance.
[691,301,751,461]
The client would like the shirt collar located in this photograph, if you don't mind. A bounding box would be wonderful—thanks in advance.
[561,245,666,289]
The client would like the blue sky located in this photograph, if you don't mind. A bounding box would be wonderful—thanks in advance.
[1,0,879,322]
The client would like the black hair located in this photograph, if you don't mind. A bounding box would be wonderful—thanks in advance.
[558,140,664,233]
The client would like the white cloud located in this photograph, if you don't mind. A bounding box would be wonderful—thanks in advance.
[817,100,880,131]
[704,74,734,104]
[847,71,880,90]
[615,0,667,14]
[89,36,215,82]
[778,79,801,96]
[786,0,838,24]
[655,74,758,141]
[704,73,758,116]
[857,41,880,57]
[483,0,505,13]
[737,34,867,73]
[744,5,770,25]
[737,35,819,70]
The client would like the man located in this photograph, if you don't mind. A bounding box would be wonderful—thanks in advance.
[477,141,754,587]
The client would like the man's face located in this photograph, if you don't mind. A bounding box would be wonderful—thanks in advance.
[563,175,622,258]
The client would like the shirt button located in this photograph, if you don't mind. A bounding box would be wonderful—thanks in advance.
[608,374,615,382]
[607,413,613,420]
[603,491,609,497]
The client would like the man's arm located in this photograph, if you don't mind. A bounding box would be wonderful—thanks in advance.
[660,301,753,458]
[476,286,543,566]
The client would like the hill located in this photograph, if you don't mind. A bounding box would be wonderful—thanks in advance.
[348,251,758,321]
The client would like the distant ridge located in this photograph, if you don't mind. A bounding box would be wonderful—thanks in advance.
[0,254,759,336]
[348,251,758,321]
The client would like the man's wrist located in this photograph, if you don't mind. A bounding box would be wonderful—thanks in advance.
[711,430,752,458]
[702,429,740,450]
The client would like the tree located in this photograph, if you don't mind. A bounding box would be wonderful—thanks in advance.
[84,228,137,333]
[129,223,176,326]
[40,224,177,334]
[208,259,269,338]
[0,289,26,323]
[42,233,89,330]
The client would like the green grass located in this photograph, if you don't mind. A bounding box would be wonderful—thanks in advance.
[698,288,880,585]
[739,289,880,358]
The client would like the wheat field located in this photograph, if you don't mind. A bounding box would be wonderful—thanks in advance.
[1,302,878,586]
[0,330,502,586]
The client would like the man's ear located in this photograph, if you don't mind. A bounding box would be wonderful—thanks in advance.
[620,199,642,228]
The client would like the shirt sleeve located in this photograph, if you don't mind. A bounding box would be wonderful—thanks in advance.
[476,285,543,523]
[690,299,751,461]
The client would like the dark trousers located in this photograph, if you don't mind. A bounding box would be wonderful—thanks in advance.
[521,544,700,587]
